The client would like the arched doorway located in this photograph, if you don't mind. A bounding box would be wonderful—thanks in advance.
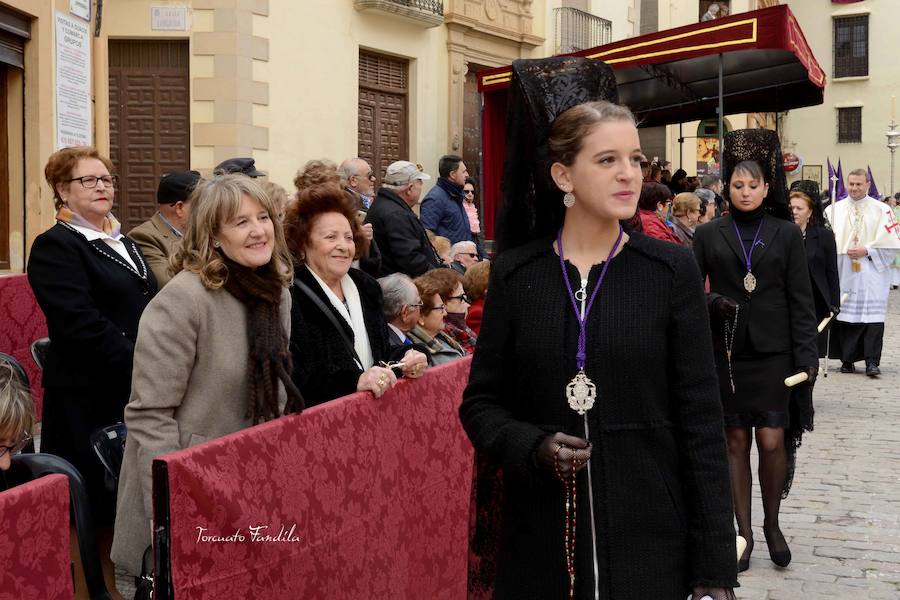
[696,117,731,176]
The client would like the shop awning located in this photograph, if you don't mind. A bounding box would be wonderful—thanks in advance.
[475,4,825,238]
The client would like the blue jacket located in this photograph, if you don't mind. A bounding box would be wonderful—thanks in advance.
[420,178,472,245]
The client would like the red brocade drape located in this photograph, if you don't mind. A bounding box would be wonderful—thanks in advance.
[0,275,47,419]
[481,89,508,243]
[155,358,475,599]
[0,474,72,600]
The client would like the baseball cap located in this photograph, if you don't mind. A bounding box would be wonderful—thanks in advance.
[213,157,266,178]
[157,170,202,204]
[383,161,431,186]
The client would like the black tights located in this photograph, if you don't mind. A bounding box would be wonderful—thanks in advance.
[726,427,789,555]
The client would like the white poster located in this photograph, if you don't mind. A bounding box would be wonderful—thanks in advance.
[55,12,92,149]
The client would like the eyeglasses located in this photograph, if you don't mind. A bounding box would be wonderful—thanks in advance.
[68,175,118,188]
[449,293,470,304]
[0,432,32,458]
[424,304,447,314]
[356,172,375,181]
[464,189,475,196]
[406,302,424,310]
[458,253,478,259]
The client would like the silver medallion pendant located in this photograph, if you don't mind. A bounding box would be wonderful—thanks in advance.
[743,271,757,293]
[566,370,597,415]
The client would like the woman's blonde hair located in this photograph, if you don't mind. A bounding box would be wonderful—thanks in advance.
[259,181,289,220]
[0,364,34,442]
[170,174,293,289]
[463,260,491,302]
[294,159,340,193]
[432,236,452,259]
[672,192,701,217]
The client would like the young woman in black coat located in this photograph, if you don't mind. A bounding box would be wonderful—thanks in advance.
[460,57,737,600]
[284,183,427,408]
[789,180,840,356]
[693,130,819,573]
[26,147,156,521]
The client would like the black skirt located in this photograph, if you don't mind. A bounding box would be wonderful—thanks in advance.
[717,352,793,429]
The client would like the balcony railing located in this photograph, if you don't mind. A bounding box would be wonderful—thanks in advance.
[554,7,612,55]
[354,0,444,28]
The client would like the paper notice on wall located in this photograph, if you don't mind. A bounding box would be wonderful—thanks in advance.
[55,11,92,149]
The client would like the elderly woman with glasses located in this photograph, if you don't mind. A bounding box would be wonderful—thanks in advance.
[0,364,35,481]
[27,146,156,521]
[285,182,427,407]
[410,270,468,363]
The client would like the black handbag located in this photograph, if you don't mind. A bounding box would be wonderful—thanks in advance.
[133,545,154,600]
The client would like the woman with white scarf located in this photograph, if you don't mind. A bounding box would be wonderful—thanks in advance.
[285,182,427,407]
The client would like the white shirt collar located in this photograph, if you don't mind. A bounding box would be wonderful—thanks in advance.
[66,222,124,242]
[387,322,408,342]
[156,211,183,237]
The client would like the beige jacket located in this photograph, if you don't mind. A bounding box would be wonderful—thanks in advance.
[111,270,290,575]
[128,213,181,288]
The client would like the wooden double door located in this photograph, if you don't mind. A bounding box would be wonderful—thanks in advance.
[108,40,190,232]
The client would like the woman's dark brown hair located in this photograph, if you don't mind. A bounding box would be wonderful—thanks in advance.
[638,182,673,211]
[44,146,115,210]
[548,101,636,167]
[283,183,367,262]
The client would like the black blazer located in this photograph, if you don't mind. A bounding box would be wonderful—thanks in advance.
[803,225,840,321]
[460,234,737,596]
[364,188,442,277]
[289,265,403,408]
[26,222,157,389]
[693,214,818,367]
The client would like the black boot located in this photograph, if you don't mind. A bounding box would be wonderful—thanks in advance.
[840,362,855,373]
[865,359,881,377]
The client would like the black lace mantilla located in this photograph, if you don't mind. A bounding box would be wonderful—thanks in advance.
[495,56,619,254]
[722,129,790,221]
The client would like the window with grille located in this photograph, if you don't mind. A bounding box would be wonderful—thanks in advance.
[837,107,862,144]
[833,15,868,78]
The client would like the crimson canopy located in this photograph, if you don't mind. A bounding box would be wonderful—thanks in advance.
[475,5,825,238]
[478,4,825,127]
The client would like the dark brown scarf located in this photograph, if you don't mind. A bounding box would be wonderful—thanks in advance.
[222,258,304,422]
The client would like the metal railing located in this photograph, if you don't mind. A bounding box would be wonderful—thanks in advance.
[554,7,612,55]
[384,0,443,16]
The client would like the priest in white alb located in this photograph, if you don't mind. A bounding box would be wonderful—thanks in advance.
[831,168,900,376]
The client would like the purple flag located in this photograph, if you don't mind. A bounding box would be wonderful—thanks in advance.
[867,165,880,199]
[836,160,848,201]
[827,158,835,199]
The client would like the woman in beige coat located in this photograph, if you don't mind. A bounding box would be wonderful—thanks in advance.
[111,175,303,581]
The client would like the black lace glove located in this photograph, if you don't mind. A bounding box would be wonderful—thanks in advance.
[533,433,591,477]
[712,296,738,322]
[690,587,736,600]
[803,365,818,386]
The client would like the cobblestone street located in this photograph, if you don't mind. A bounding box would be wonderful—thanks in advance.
[735,290,900,598]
